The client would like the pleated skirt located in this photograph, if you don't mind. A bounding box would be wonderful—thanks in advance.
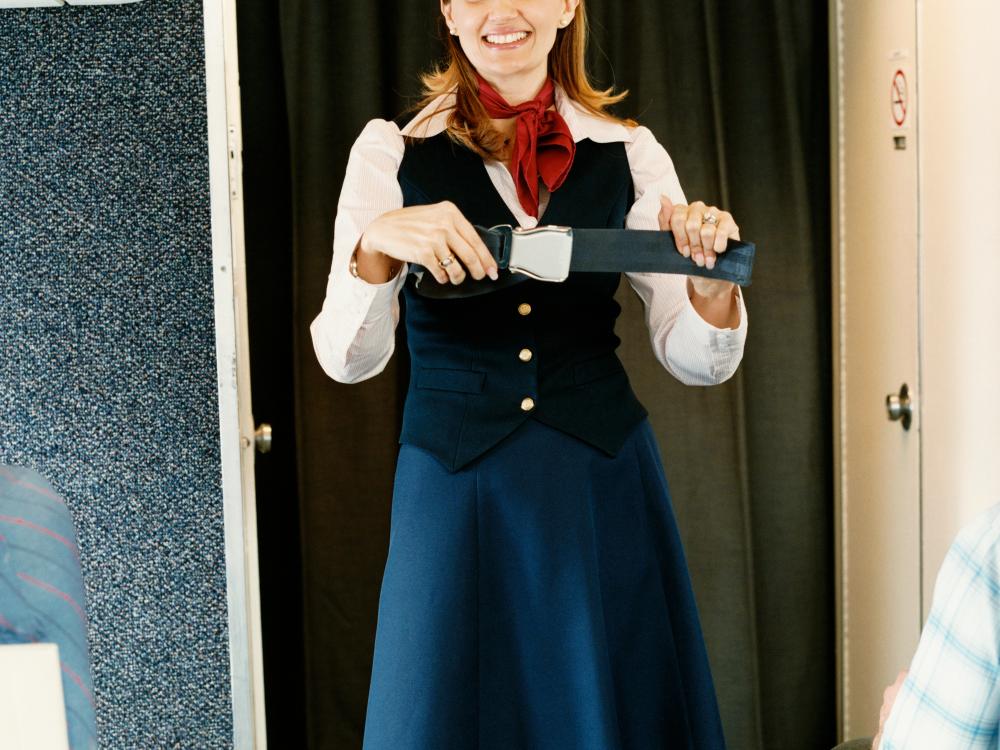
[362,418,726,750]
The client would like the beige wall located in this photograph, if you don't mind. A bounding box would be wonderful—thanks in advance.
[833,0,921,737]
[833,0,1000,740]
[917,0,1000,612]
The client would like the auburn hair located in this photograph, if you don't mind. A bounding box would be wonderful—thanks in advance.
[408,1,635,159]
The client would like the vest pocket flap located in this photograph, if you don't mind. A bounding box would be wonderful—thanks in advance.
[572,354,625,385]
[415,367,487,393]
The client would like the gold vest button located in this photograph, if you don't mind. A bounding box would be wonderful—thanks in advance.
[517,303,532,316]
[520,397,535,412]
[518,348,533,362]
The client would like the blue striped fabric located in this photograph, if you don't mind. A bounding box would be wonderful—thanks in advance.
[881,504,1000,749]
[0,466,97,750]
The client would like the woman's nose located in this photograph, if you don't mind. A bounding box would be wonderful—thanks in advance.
[485,0,519,19]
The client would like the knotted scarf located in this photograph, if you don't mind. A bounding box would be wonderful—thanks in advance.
[476,74,576,218]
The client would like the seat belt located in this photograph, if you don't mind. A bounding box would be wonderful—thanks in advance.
[410,224,756,299]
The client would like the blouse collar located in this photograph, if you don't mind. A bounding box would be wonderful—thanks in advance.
[400,82,632,144]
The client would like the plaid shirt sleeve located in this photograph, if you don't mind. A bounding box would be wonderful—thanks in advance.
[880,505,1000,749]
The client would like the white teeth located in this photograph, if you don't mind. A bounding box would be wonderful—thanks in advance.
[485,31,528,45]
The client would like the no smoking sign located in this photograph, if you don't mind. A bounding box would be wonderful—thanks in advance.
[891,69,908,127]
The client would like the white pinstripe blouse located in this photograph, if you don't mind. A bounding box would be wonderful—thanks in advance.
[310,86,748,386]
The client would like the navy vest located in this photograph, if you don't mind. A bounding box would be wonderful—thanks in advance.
[397,133,648,471]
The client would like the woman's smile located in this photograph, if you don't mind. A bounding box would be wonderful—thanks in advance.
[482,30,533,50]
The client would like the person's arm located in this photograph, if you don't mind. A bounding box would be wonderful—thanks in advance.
[878,507,1000,749]
[309,119,409,384]
[872,670,908,750]
[622,125,748,385]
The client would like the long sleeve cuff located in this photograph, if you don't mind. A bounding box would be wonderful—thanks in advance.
[309,117,408,383]
[310,263,408,384]
[664,285,748,385]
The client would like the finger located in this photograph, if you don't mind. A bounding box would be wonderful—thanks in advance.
[444,226,486,281]
[659,194,675,231]
[438,240,467,285]
[453,216,498,280]
[420,211,470,285]
[441,201,487,280]
[700,223,718,270]
[686,201,707,266]
[423,247,451,285]
[424,240,463,285]
[713,216,738,255]
[441,255,465,285]
[669,205,691,257]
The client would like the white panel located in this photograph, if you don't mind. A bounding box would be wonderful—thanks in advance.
[203,0,267,743]
[0,1,63,7]
[834,0,922,739]
[0,644,70,750]
[917,0,1000,612]
[0,0,139,7]
[63,0,141,5]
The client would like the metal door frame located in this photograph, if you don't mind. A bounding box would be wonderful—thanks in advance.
[204,0,267,744]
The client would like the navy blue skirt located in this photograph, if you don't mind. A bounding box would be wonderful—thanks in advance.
[362,418,726,750]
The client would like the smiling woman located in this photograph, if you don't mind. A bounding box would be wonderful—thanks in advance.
[238,0,835,744]
[445,0,571,99]
[311,1,747,748]
[411,0,632,169]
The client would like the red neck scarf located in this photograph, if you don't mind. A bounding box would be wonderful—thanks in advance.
[476,74,576,219]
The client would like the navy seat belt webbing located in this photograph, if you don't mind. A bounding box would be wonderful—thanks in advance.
[410,225,756,299]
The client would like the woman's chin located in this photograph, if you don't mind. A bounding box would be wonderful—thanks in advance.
[473,60,546,86]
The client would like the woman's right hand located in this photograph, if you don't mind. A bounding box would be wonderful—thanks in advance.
[359,201,499,285]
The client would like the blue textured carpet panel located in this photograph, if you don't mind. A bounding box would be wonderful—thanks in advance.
[0,2,233,748]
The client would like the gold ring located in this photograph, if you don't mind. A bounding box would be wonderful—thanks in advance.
[437,255,455,268]
[702,213,719,225]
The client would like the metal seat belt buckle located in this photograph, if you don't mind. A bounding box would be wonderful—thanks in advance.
[493,224,573,283]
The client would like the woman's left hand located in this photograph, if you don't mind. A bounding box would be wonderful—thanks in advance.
[659,195,739,299]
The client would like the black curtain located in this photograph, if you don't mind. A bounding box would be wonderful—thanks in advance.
[238,1,833,748]
[235,0,305,746]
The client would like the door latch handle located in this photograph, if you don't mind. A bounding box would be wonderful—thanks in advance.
[254,423,272,454]
[886,384,912,431]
